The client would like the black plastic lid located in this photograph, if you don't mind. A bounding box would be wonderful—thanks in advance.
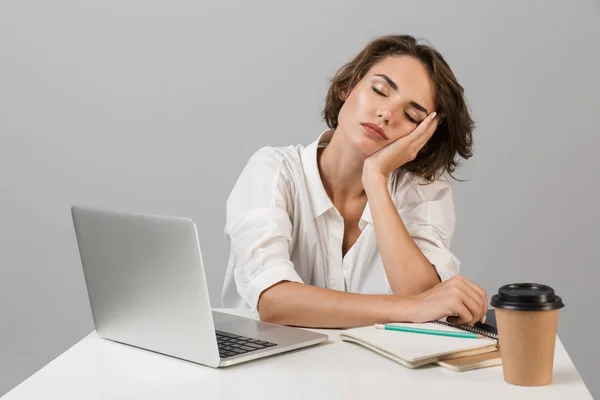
[490,283,564,311]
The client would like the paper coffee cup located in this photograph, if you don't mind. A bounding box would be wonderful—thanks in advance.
[490,283,564,386]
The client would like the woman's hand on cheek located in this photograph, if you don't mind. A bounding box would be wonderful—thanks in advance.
[362,112,439,186]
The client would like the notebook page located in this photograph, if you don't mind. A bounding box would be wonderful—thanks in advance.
[341,323,495,363]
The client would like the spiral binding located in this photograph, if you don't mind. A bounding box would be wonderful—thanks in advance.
[429,320,499,341]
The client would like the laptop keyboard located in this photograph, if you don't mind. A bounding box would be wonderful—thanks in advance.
[216,330,277,359]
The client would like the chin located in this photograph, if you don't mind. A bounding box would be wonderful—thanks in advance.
[347,129,383,158]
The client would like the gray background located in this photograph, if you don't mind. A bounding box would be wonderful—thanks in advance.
[1,0,598,397]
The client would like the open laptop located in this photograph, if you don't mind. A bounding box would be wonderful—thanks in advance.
[71,205,328,367]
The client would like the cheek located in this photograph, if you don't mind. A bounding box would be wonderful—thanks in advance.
[353,90,371,115]
[339,90,371,123]
[354,90,370,109]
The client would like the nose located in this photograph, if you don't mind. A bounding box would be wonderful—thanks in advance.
[377,108,391,125]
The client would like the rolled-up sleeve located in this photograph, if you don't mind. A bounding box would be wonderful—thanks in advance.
[223,148,303,311]
[395,173,461,282]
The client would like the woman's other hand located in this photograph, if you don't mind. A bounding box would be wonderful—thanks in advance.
[403,274,488,325]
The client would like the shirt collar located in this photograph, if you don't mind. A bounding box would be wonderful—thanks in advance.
[301,130,335,219]
[359,202,373,230]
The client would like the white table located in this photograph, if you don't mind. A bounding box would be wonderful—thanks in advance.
[3,308,592,400]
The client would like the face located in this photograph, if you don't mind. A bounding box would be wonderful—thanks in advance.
[336,55,436,157]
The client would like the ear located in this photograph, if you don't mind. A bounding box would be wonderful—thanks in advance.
[338,88,349,102]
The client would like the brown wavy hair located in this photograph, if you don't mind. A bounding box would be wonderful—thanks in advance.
[322,34,474,182]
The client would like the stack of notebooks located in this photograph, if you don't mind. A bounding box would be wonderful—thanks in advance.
[339,310,501,372]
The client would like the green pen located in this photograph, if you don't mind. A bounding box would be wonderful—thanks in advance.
[374,324,483,339]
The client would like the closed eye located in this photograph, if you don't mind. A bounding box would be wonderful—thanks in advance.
[372,87,386,97]
[405,112,418,124]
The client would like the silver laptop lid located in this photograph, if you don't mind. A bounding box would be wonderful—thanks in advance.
[71,205,220,367]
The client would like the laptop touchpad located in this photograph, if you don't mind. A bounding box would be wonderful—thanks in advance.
[213,312,277,333]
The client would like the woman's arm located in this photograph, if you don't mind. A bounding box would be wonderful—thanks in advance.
[362,172,441,295]
[359,112,452,295]
[258,281,411,328]
[259,275,488,327]
[358,112,487,321]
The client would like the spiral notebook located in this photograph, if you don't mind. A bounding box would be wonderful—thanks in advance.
[430,308,499,341]
[340,310,499,369]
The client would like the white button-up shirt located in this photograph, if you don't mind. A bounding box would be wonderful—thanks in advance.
[221,130,460,311]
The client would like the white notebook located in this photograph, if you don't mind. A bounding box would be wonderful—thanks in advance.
[339,322,498,368]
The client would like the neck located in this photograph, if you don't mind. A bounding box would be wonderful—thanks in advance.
[318,129,367,204]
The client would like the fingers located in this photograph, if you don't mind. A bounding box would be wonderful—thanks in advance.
[456,276,489,322]
[446,276,486,325]
[404,113,439,159]
[447,300,473,326]
[409,112,439,146]
[449,282,482,325]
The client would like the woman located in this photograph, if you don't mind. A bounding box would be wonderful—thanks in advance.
[221,34,487,328]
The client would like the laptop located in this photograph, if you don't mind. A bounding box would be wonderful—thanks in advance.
[71,205,328,367]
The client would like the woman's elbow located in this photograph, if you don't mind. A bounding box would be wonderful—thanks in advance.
[256,287,284,324]
[256,280,299,324]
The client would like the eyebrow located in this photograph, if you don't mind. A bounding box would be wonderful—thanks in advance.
[374,73,429,115]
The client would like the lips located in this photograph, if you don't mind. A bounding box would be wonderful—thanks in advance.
[361,123,388,140]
